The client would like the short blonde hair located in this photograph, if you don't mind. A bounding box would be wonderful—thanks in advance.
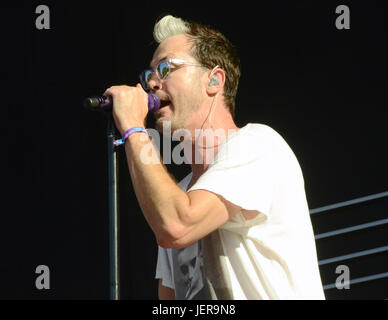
[153,15,189,43]
[153,15,241,117]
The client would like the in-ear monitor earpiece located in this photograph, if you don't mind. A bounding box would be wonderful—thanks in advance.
[209,76,219,86]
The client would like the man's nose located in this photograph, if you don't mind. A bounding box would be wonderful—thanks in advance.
[148,73,162,91]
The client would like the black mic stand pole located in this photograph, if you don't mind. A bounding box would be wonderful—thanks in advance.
[107,114,120,300]
[85,93,160,300]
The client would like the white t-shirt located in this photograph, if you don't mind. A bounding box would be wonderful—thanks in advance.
[155,123,325,300]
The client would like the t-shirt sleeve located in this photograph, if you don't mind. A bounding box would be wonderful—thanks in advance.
[155,246,174,289]
[188,125,281,228]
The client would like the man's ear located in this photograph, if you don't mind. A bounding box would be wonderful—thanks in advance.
[206,68,225,95]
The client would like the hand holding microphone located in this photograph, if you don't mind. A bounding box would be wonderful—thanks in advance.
[84,92,160,113]
[84,84,160,136]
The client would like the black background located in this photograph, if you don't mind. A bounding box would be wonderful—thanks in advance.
[2,1,387,299]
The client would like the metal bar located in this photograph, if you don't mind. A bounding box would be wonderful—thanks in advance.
[107,116,120,300]
[319,246,388,266]
[323,272,388,290]
[315,218,388,240]
[310,191,388,215]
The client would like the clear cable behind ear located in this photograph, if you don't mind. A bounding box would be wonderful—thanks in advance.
[208,65,220,128]
[209,65,220,78]
[208,91,219,129]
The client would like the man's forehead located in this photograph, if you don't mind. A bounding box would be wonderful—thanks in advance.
[150,34,192,67]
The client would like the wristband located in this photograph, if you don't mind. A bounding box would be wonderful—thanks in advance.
[114,127,147,146]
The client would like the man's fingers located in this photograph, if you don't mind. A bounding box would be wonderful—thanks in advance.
[103,86,115,98]
[104,85,144,98]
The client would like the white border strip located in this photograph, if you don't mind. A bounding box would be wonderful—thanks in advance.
[310,191,388,215]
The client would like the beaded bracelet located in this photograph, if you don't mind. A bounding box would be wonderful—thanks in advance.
[114,127,147,146]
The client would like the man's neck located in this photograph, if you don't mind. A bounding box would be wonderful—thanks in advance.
[188,122,239,185]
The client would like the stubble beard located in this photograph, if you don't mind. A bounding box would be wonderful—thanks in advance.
[155,77,206,136]
[155,96,203,137]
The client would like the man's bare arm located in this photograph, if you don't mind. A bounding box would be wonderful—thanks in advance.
[158,280,175,300]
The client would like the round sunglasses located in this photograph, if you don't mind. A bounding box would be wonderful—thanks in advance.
[139,58,203,91]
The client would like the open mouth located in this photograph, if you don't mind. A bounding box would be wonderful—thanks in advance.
[159,99,171,109]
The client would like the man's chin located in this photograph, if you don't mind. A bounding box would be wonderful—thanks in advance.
[155,118,190,138]
[155,118,167,133]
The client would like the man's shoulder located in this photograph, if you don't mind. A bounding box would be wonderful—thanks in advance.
[221,123,283,154]
[237,123,282,139]
[210,123,298,171]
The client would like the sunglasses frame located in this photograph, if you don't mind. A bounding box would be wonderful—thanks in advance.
[139,58,203,91]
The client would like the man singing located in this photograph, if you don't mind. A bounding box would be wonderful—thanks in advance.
[104,15,325,300]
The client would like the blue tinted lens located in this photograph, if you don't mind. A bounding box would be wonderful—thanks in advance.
[157,61,170,79]
[140,70,153,90]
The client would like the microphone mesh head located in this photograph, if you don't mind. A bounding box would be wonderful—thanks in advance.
[83,97,100,109]
[148,94,160,112]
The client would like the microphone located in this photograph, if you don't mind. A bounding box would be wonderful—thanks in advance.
[84,93,161,113]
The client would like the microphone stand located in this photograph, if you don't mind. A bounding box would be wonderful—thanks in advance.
[107,115,120,300]
[84,93,160,300]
